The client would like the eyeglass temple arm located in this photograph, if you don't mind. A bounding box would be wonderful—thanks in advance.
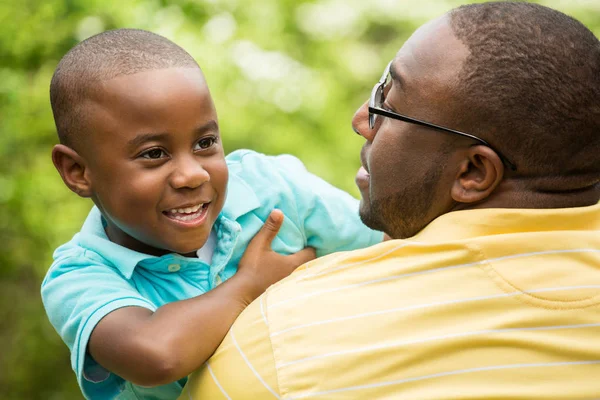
[369,106,517,171]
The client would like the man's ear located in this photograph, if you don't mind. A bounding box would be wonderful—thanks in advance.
[52,144,93,198]
[450,145,504,204]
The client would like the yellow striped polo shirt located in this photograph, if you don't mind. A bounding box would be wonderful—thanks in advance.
[182,203,600,399]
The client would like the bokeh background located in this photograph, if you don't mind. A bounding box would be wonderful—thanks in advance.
[1,0,599,398]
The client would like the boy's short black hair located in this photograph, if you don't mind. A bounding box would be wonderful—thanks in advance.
[449,2,600,181]
[50,29,199,147]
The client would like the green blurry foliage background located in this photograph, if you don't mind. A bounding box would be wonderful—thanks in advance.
[0,0,598,398]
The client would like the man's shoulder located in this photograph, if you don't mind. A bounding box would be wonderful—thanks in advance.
[262,239,481,311]
[265,242,390,289]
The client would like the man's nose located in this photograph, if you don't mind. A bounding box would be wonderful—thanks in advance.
[169,155,210,190]
[352,100,375,142]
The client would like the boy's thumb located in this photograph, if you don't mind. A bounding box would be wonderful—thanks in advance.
[257,209,284,247]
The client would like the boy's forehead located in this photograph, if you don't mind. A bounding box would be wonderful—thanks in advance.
[97,66,207,93]
[82,66,209,113]
[78,67,215,149]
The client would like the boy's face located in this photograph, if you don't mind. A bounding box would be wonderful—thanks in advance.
[80,67,228,256]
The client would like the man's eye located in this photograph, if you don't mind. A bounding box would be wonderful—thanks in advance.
[140,148,166,159]
[195,137,216,150]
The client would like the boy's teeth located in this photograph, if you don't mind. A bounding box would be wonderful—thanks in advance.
[172,213,198,221]
[170,204,203,214]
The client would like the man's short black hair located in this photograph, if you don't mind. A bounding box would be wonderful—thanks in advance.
[449,2,600,184]
[50,29,199,147]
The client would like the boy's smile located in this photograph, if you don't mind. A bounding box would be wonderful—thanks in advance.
[79,67,228,256]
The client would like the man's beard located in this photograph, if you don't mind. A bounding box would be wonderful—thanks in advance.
[359,164,444,239]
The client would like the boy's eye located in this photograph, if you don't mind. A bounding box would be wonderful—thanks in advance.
[140,148,166,159]
[195,137,217,151]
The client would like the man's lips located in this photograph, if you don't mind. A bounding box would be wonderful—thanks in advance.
[357,144,371,190]
[355,166,370,189]
[356,166,369,178]
[360,145,369,174]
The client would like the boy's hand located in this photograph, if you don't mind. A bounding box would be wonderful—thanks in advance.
[237,209,316,305]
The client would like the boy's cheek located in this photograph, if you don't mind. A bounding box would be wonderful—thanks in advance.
[207,158,229,188]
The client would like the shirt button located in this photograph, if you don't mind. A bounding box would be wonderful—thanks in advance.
[168,264,181,272]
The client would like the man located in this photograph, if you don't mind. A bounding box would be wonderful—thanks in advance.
[182,2,600,399]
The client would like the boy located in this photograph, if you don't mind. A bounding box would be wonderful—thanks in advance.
[41,29,382,400]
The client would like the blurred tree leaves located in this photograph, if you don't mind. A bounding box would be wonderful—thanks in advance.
[1,0,598,398]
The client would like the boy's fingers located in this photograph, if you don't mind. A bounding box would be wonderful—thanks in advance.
[252,210,284,248]
[288,247,316,267]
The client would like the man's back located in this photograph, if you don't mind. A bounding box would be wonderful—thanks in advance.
[184,204,600,399]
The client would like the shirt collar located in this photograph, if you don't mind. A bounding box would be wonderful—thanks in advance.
[413,202,600,243]
[78,207,156,279]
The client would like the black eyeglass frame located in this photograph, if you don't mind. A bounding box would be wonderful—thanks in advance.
[368,61,517,171]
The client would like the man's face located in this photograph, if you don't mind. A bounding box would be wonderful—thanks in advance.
[81,67,228,256]
[353,17,469,239]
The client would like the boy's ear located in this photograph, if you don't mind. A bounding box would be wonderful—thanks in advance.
[52,144,93,198]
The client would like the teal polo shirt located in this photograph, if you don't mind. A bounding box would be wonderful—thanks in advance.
[41,150,382,400]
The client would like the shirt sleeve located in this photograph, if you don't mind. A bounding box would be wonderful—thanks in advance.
[181,295,280,400]
[41,252,157,399]
[272,154,384,257]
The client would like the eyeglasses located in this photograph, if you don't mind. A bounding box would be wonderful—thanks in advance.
[368,60,517,171]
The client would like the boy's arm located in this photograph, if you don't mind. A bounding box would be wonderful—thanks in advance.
[88,210,314,387]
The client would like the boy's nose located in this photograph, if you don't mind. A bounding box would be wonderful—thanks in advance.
[170,156,210,189]
[352,100,375,142]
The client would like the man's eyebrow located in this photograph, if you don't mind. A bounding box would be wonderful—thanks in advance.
[389,62,404,89]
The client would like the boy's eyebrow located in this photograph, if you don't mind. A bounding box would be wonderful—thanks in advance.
[127,132,170,149]
[127,120,219,148]
[194,120,219,135]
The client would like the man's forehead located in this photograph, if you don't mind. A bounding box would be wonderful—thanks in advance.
[405,15,449,47]
[391,15,467,87]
